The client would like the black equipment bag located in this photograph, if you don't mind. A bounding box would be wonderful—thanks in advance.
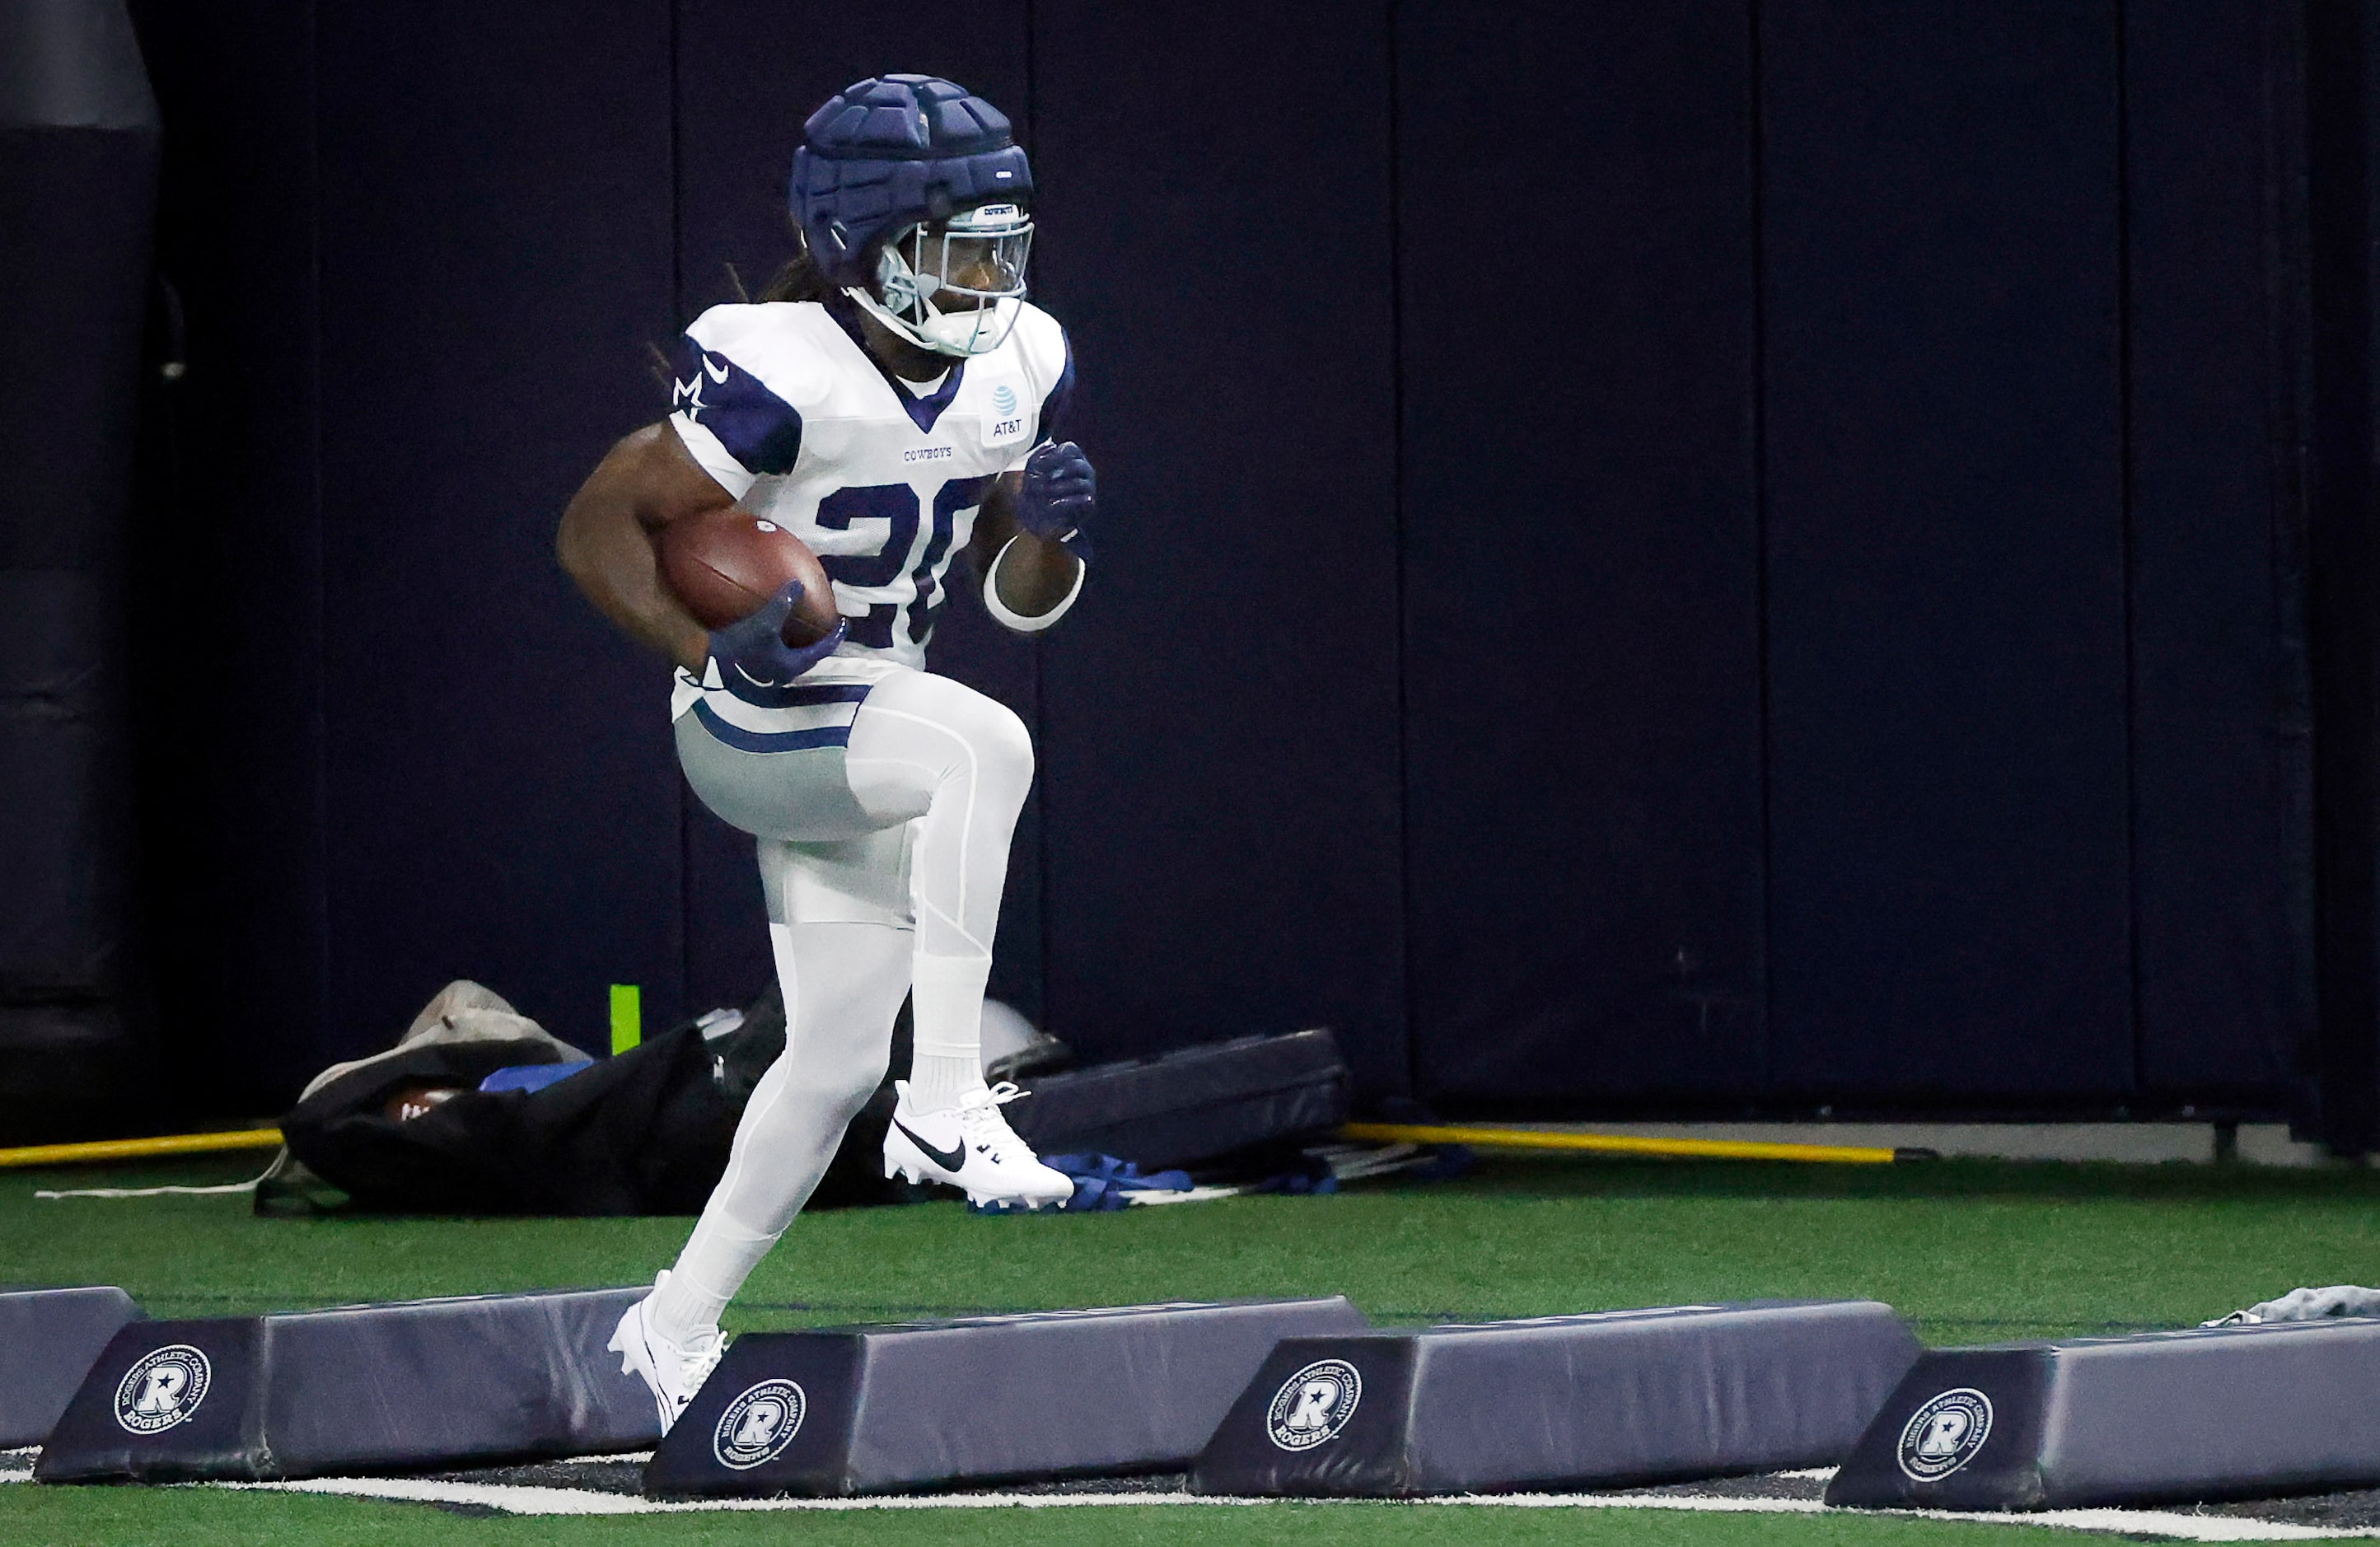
[279,991,1348,1214]
[274,983,922,1216]
[278,1028,735,1216]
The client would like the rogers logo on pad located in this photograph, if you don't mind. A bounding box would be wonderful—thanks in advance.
[1896,1387,1994,1481]
[114,1345,212,1435]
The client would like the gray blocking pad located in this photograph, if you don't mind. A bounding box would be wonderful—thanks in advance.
[1189,1300,1921,1497]
[642,1297,1368,1497]
[1827,1318,2380,1511]
[35,1286,657,1482]
[0,1287,142,1447]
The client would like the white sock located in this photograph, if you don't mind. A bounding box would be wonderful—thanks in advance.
[908,951,993,1112]
[652,1211,776,1345]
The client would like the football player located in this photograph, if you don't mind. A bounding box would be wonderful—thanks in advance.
[554,74,1095,1429]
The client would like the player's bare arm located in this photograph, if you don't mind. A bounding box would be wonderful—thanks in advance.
[556,423,735,674]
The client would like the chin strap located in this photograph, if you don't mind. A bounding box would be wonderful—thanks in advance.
[844,284,1020,359]
[983,535,1085,633]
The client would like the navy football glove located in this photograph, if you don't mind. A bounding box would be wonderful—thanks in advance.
[1017,440,1095,561]
[706,581,847,706]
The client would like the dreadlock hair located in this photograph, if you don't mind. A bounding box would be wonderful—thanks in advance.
[759,227,830,303]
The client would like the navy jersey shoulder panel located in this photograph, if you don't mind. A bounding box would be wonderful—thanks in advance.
[671,332,804,475]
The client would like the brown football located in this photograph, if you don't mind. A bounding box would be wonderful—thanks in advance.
[657,508,841,645]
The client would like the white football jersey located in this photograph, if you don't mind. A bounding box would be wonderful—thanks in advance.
[665,296,1073,731]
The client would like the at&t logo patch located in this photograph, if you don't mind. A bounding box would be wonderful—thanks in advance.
[114,1344,212,1434]
[1896,1386,1994,1481]
[1265,1358,1362,1451]
[712,1378,805,1470]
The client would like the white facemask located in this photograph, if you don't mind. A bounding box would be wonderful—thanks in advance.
[847,203,1034,358]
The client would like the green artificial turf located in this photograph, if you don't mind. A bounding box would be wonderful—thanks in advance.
[9,1151,2378,1339]
[0,1489,2109,1547]
[6,1149,2379,1543]
[0,1488,2061,1547]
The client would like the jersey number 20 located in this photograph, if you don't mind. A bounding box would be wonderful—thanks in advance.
[813,475,995,650]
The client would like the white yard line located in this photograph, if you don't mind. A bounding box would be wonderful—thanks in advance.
[1449,1494,2372,1541]
[0,1447,2360,1540]
[1972,1510,2367,1543]
[213,1478,1263,1514]
[194,1475,2380,1539]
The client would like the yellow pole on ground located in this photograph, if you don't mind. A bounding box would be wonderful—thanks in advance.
[1337,1121,1919,1166]
[0,1129,285,1170]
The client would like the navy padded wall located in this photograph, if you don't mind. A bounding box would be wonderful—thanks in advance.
[312,2,682,1055]
[1031,1,1409,1094]
[116,3,2318,1116]
[670,2,1040,1021]
[124,0,328,1110]
[2122,0,2311,1101]
[1396,3,1765,1105]
[1761,0,2132,1100]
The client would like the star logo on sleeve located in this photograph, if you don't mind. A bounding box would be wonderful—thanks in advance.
[674,351,740,424]
[666,340,802,474]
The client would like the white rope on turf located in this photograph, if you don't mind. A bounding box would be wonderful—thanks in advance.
[35,1162,274,1199]
[34,1180,260,1199]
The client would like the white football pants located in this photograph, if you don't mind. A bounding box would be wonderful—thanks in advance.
[652,666,1033,1343]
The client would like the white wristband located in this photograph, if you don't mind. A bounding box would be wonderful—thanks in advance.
[982,535,1085,633]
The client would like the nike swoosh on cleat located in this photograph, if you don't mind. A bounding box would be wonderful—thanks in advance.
[892,1116,969,1174]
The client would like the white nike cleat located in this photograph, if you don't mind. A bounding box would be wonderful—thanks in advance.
[608,1273,727,1435]
[882,1080,1075,1209]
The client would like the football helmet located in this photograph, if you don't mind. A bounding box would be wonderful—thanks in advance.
[789,75,1034,357]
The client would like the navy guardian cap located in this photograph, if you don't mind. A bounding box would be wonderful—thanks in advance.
[789,75,1033,288]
